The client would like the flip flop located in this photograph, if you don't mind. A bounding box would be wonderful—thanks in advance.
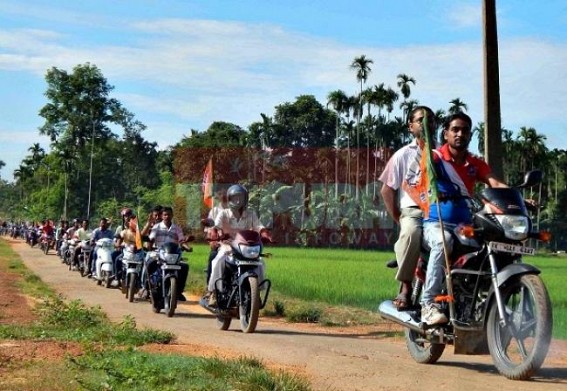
[393,293,410,310]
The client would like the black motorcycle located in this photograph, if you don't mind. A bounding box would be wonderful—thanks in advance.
[378,171,552,380]
[200,230,272,333]
[147,242,190,317]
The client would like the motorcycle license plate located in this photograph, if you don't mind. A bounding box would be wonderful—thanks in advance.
[489,241,535,255]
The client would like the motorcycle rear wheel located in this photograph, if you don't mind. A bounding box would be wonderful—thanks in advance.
[486,274,552,380]
[165,277,177,317]
[405,328,445,364]
[216,315,232,330]
[43,243,49,255]
[239,276,260,333]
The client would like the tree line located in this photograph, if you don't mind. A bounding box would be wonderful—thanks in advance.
[0,59,565,249]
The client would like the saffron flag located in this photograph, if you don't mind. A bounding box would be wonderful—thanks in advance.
[129,216,143,250]
[202,158,213,209]
[402,112,439,218]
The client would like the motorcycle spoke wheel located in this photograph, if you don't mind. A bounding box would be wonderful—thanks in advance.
[216,315,232,330]
[127,274,137,302]
[239,276,260,333]
[487,274,552,380]
[166,277,177,317]
[405,328,445,364]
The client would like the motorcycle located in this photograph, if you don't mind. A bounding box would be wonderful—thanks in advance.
[200,230,272,333]
[62,238,78,269]
[77,240,93,277]
[147,242,190,317]
[120,244,145,302]
[40,233,55,255]
[378,170,552,380]
[94,238,115,288]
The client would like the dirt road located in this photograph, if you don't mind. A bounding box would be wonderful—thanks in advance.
[8,239,567,390]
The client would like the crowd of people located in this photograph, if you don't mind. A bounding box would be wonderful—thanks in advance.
[1,183,272,309]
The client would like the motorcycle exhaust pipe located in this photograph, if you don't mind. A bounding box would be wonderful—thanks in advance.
[378,300,425,335]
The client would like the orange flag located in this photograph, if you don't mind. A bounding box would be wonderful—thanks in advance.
[202,158,213,209]
[129,216,143,250]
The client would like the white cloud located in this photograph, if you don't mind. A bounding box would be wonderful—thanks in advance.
[0,14,566,181]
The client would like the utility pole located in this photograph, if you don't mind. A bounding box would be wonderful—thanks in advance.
[483,0,504,178]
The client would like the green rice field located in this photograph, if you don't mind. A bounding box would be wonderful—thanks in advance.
[188,244,567,339]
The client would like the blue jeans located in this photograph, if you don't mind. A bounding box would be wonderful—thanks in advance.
[421,222,455,305]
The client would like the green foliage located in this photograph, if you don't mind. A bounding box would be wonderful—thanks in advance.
[69,350,311,391]
[0,295,174,345]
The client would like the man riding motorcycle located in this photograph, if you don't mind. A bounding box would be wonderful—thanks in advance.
[204,184,272,306]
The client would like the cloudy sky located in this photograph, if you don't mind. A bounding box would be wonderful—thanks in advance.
[0,0,565,181]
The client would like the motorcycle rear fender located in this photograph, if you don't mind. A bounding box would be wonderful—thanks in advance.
[101,263,113,272]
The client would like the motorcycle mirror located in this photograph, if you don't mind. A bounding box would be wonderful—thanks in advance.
[515,170,543,188]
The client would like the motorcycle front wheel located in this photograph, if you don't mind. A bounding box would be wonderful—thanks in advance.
[165,277,177,317]
[486,274,552,380]
[127,273,137,302]
[239,276,260,333]
[102,271,111,288]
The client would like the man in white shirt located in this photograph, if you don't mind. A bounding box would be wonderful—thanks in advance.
[379,106,437,310]
[148,206,189,301]
[205,184,271,306]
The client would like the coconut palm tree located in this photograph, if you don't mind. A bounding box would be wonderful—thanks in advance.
[0,159,5,181]
[397,73,416,121]
[327,89,348,197]
[448,98,468,114]
[350,55,373,199]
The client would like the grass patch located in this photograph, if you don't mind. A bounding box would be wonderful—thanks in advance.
[68,349,309,391]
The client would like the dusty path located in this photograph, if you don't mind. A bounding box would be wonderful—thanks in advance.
[7,238,567,391]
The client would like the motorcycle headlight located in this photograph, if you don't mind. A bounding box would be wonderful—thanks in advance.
[159,249,180,264]
[494,215,530,241]
[238,244,261,259]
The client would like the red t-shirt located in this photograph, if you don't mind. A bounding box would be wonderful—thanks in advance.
[437,143,491,193]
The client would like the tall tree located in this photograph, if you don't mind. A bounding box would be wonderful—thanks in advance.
[448,98,468,114]
[37,63,154,219]
[397,73,416,122]
[350,55,373,198]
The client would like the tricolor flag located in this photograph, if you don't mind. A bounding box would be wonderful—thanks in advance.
[202,158,214,209]
[403,112,439,218]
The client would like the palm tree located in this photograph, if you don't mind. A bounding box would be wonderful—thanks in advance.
[327,89,348,198]
[0,159,5,181]
[517,127,547,172]
[397,73,416,121]
[448,98,468,114]
[384,87,399,121]
[472,122,486,155]
[350,55,373,199]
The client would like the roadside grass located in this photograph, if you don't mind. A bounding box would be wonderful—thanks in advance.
[0,239,312,391]
[187,243,567,338]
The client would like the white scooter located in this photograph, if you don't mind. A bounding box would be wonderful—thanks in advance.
[95,238,115,288]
